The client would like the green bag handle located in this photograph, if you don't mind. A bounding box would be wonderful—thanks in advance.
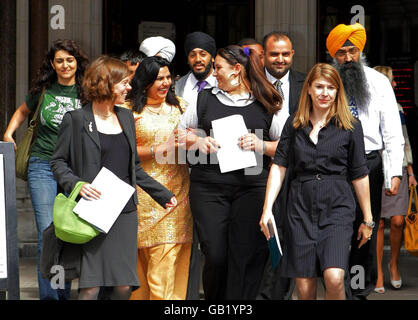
[69,181,86,200]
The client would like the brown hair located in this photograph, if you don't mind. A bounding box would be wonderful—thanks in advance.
[82,55,129,103]
[293,63,355,130]
[217,45,282,114]
[373,65,393,82]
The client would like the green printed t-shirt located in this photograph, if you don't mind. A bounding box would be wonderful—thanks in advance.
[26,82,81,160]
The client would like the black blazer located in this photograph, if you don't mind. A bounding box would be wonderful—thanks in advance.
[288,69,306,115]
[50,103,173,208]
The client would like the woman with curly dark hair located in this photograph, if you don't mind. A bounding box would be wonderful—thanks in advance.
[3,39,89,300]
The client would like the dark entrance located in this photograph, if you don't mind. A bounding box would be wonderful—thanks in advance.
[103,0,254,76]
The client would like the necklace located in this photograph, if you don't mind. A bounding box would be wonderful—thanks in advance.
[146,104,164,115]
[96,112,114,120]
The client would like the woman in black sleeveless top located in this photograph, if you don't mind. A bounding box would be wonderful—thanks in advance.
[179,45,288,299]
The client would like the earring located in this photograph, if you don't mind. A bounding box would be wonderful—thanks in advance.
[229,73,240,87]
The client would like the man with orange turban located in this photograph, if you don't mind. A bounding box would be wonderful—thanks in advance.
[326,23,404,300]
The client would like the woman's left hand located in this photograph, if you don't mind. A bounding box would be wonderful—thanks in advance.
[357,223,373,249]
[165,196,177,209]
[239,133,264,153]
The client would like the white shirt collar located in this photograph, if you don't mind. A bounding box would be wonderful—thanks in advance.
[211,87,254,106]
[188,72,217,90]
[265,68,289,85]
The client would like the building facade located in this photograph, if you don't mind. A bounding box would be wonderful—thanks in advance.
[1,0,417,255]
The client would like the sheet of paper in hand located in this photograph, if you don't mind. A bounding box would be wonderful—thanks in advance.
[211,114,257,173]
[73,167,135,233]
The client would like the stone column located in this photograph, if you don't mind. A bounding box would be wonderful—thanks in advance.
[254,0,317,73]
[49,0,103,60]
[0,0,16,137]
[29,0,49,87]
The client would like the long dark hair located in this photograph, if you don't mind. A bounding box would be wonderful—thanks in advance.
[217,45,282,114]
[128,56,181,114]
[30,39,89,99]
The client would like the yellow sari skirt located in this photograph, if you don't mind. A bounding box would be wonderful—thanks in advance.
[130,243,191,300]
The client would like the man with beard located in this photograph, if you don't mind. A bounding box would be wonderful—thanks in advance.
[175,31,216,300]
[327,22,404,300]
[175,31,217,104]
[256,32,305,301]
[263,32,305,115]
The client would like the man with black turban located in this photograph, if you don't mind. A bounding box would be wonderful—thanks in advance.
[175,31,217,104]
[327,23,404,300]
[175,32,217,300]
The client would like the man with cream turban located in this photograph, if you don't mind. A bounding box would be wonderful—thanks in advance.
[326,23,404,300]
[139,36,176,63]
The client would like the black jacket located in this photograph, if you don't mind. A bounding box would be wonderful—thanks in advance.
[50,103,173,208]
[288,69,306,115]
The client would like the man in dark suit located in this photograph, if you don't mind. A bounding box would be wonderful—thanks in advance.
[263,32,305,115]
[257,31,305,300]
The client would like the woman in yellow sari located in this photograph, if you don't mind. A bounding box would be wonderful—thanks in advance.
[127,56,193,300]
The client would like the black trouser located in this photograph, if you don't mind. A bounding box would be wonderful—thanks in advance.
[185,222,202,300]
[345,150,383,300]
[189,182,269,300]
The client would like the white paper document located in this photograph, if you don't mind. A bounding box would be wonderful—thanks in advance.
[211,115,257,173]
[73,167,135,233]
[268,216,283,256]
[382,149,392,190]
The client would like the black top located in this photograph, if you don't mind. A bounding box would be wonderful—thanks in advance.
[98,131,136,213]
[273,115,369,181]
[190,91,273,186]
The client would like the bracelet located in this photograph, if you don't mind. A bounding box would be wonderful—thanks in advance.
[150,145,155,158]
[408,173,415,177]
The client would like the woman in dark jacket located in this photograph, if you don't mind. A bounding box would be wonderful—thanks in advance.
[51,56,176,300]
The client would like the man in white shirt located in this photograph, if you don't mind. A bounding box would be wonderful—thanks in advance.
[175,31,217,104]
[263,32,305,115]
[257,32,306,301]
[327,23,404,300]
[175,31,217,300]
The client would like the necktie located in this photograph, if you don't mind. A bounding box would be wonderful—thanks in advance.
[197,80,208,93]
[349,96,359,119]
[274,80,284,100]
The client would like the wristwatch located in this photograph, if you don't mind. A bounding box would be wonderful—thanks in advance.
[362,220,375,228]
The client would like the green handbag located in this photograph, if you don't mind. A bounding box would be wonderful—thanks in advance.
[53,181,100,244]
[15,90,45,181]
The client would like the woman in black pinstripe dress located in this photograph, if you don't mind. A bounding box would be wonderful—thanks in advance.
[260,63,374,300]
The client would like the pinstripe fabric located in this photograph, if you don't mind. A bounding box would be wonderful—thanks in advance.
[273,116,368,277]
